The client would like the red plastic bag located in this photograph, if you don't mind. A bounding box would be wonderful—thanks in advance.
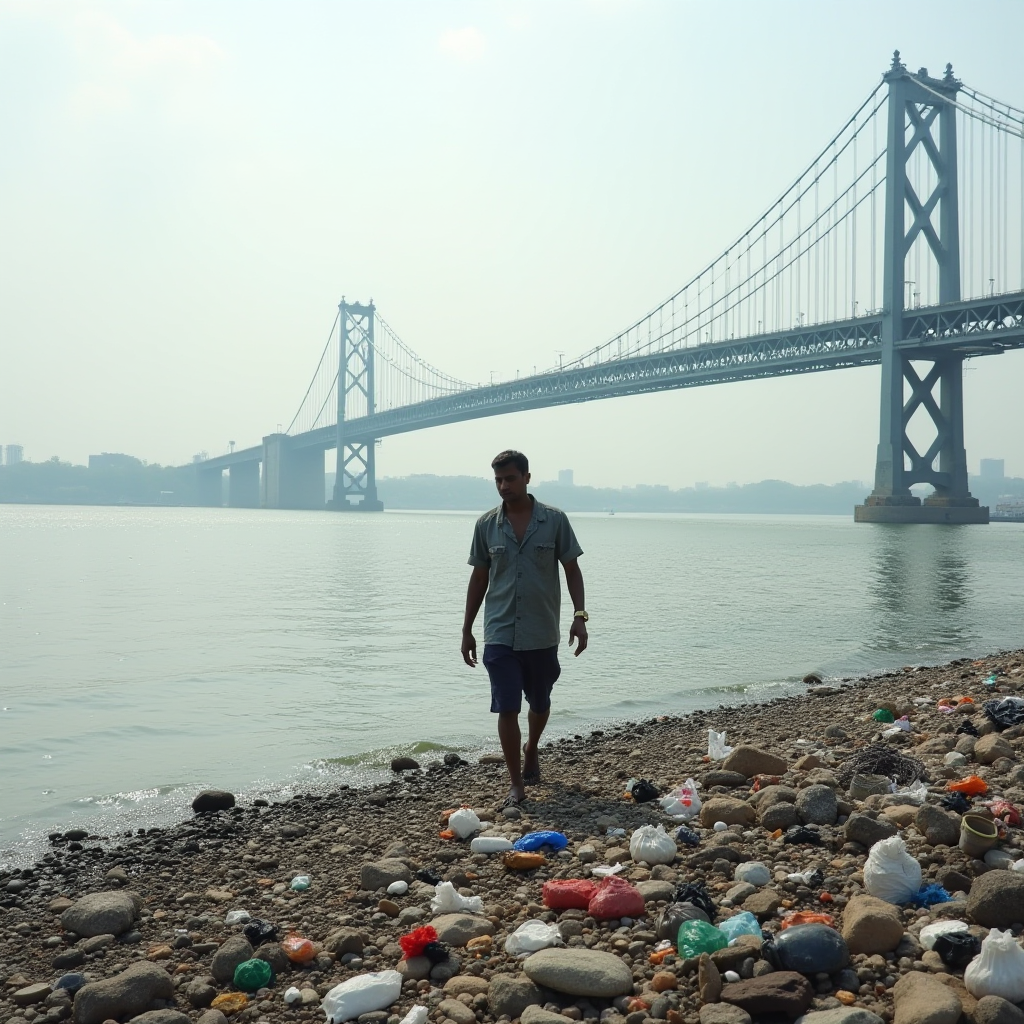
[542,879,598,910]
[281,932,316,963]
[587,876,645,920]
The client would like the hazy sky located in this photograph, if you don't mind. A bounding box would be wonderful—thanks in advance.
[2,0,1023,488]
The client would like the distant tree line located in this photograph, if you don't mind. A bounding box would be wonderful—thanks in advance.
[0,457,200,505]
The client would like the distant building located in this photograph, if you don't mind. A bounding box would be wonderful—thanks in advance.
[88,453,143,470]
[4,444,24,466]
[980,458,1005,480]
[557,469,574,487]
[192,452,209,464]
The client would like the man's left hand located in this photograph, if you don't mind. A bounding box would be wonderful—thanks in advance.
[569,618,588,657]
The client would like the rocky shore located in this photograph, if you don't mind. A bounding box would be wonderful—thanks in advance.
[4,650,1024,1024]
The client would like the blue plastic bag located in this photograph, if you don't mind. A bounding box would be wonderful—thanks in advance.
[907,883,952,908]
[675,826,701,847]
[512,831,568,852]
[719,911,762,943]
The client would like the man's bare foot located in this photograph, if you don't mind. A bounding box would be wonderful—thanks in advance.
[522,743,541,785]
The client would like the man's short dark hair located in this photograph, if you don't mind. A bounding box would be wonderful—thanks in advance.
[491,450,529,475]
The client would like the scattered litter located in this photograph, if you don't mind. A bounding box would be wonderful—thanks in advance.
[674,881,716,921]
[416,868,442,886]
[626,778,660,803]
[786,869,825,888]
[387,880,409,895]
[661,779,702,820]
[398,925,449,964]
[224,910,251,925]
[281,933,316,964]
[512,830,568,852]
[956,719,980,737]
[448,808,484,839]
[430,881,485,915]
[936,932,984,970]
[872,708,895,723]
[321,971,403,1024]
[591,863,625,878]
[946,775,988,796]
[707,729,733,760]
[606,827,627,838]
[542,879,598,910]
[1013,859,1024,873]
[890,779,928,805]
[675,826,701,846]
[920,920,969,950]
[983,697,1024,730]
[783,826,822,845]
[290,875,310,891]
[764,923,849,974]
[965,929,1024,1000]
[941,791,972,813]
[836,743,925,787]
[864,836,922,904]
[588,875,645,920]
[656,902,711,940]
[988,800,1022,826]
[677,920,728,958]
[233,959,272,992]
[503,851,545,871]
[718,911,762,943]
[242,919,277,947]
[781,911,835,930]
[907,883,952,908]
[629,825,676,865]
[399,1008,429,1024]
[283,988,302,1005]
[504,920,564,955]
[469,836,513,854]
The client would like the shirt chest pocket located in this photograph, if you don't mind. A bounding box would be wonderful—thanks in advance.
[488,544,506,567]
[533,542,556,567]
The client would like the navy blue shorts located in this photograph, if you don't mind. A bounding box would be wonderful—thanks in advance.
[482,644,560,714]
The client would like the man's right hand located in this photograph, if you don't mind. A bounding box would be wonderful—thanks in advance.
[461,630,478,667]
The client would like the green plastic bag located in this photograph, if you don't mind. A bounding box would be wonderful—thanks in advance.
[677,919,729,958]
[872,708,895,723]
[234,958,273,992]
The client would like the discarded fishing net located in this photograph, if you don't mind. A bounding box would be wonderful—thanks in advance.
[835,743,926,787]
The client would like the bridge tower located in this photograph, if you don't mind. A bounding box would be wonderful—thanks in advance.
[856,54,987,523]
[331,300,384,511]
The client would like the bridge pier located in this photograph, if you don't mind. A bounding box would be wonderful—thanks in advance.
[228,460,261,508]
[196,465,223,507]
[261,434,325,510]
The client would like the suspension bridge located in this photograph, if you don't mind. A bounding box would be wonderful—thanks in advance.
[197,53,1024,523]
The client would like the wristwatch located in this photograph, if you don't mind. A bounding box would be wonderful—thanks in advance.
[573,610,590,622]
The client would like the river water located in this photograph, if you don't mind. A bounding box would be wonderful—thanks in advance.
[2,504,1022,866]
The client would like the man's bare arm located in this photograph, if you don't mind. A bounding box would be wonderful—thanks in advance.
[562,558,588,656]
[461,565,490,666]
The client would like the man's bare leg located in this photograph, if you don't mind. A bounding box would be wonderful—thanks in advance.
[497,712,525,804]
[522,707,549,784]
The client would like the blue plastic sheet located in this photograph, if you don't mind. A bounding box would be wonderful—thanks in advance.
[512,830,568,852]
[907,883,952,908]
[719,911,762,943]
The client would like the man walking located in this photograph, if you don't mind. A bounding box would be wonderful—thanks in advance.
[461,450,588,808]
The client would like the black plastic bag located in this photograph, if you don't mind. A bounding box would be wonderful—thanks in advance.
[629,779,660,803]
[983,697,1024,731]
[955,719,979,737]
[783,825,823,845]
[675,826,701,847]
[423,940,450,964]
[656,901,711,941]
[673,881,716,921]
[934,932,981,968]
[242,918,277,947]
[941,791,971,814]
[416,868,443,886]
[764,924,849,973]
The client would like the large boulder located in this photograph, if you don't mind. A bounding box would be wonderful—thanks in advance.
[191,790,235,813]
[210,935,254,984]
[700,797,755,828]
[796,785,839,826]
[522,948,634,997]
[360,859,413,891]
[722,746,789,778]
[432,914,495,947]
[794,1011,886,1024]
[975,734,1015,765]
[915,804,961,847]
[72,962,173,1024]
[841,895,905,954]
[720,972,814,1019]
[844,813,898,848]
[61,892,139,938]
[487,974,545,1017]
[967,870,1024,928]
[892,972,961,1024]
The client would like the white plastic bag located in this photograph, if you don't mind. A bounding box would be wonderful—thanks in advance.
[629,824,677,865]
[430,881,485,915]
[965,929,1024,1002]
[504,919,564,955]
[591,863,625,878]
[448,808,483,839]
[399,1009,429,1024]
[224,909,250,925]
[863,836,922,904]
[708,729,733,760]
[470,836,514,854]
[322,971,402,1023]
[889,780,928,805]
[919,920,969,950]
[660,779,701,821]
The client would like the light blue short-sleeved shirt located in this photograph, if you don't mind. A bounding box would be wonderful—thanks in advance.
[468,497,583,651]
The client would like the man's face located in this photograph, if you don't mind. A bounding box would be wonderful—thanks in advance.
[494,464,530,503]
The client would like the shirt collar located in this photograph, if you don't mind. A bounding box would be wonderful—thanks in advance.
[497,494,546,525]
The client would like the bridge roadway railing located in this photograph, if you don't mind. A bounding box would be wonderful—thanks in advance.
[198,291,1024,474]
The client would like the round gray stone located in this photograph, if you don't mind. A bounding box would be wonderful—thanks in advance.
[523,948,634,997]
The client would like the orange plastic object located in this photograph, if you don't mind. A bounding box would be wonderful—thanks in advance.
[503,851,546,870]
[439,808,457,824]
[819,892,834,904]
[937,698,954,707]
[626,999,651,1013]
[835,991,857,1006]
[954,696,974,704]
[438,829,455,841]
[947,775,989,795]
[649,947,676,965]
[211,993,248,1015]
[281,932,316,963]
[770,828,783,839]
[781,911,836,930]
